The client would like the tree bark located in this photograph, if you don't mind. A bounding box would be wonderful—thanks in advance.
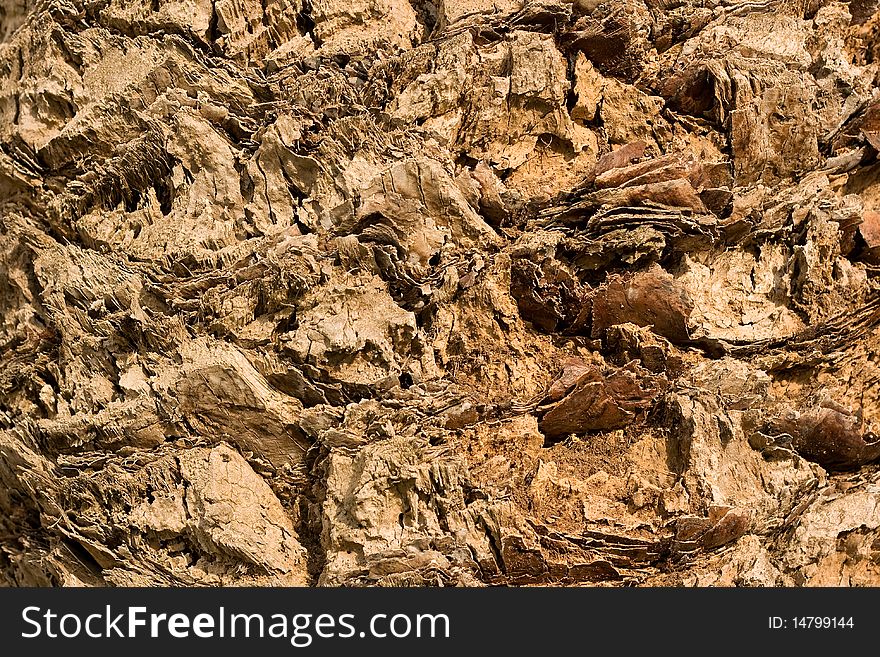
[2,0,880,586]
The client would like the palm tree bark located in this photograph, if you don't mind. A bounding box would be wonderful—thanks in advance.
[2,0,880,586]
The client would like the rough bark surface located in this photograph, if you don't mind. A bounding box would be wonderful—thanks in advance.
[3,0,880,587]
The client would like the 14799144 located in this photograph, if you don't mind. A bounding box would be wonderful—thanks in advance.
[769,617,854,629]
